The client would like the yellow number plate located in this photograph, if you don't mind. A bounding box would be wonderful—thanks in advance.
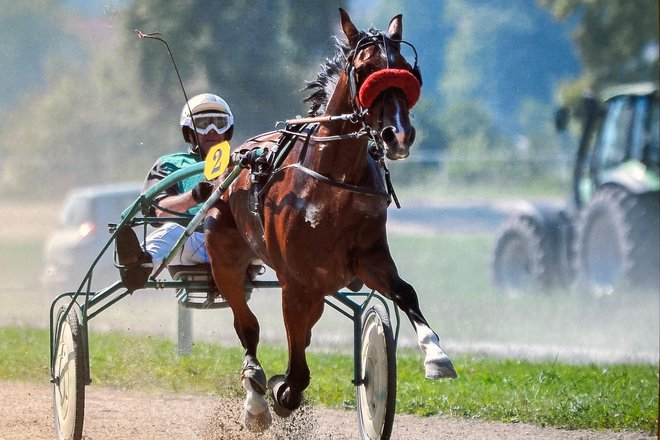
[204,141,231,180]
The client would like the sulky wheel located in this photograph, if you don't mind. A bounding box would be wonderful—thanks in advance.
[356,304,397,440]
[53,307,85,440]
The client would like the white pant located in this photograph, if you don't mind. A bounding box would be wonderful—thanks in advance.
[145,223,209,271]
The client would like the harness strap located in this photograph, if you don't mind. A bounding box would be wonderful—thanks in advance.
[278,163,390,200]
[252,126,397,206]
[278,123,370,143]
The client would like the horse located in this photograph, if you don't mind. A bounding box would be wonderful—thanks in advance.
[203,8,457,430]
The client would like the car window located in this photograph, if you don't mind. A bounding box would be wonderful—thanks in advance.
[91,192,140,227]
[59,194,92,227]
[59,189,140,228]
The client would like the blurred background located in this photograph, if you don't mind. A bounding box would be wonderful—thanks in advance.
[0,0,657,365]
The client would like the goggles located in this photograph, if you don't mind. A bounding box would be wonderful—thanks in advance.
[183,112,234,135]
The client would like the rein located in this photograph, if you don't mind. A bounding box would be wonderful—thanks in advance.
[278,163,390,199]
[278,115,371,143]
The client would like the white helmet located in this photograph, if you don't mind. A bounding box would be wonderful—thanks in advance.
[180,93,234,143]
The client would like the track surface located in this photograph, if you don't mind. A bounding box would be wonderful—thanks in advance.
[2,381,653,440]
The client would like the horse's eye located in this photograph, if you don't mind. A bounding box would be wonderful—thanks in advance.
[356,65,375,79]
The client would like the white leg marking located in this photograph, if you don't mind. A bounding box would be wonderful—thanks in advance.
[242,375,268,415]
[414,323,457,379]
[414,323,448,363]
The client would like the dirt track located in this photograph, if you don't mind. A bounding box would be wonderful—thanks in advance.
[1,381,653,440]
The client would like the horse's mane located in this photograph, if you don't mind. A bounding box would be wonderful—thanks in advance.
[303,29,372,116]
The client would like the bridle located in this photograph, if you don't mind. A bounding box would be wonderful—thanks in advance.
[283,30,422,155]
[344,31,423,109]
[266,30,422,208]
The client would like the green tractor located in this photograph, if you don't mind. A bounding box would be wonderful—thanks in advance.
[493,83,659,295]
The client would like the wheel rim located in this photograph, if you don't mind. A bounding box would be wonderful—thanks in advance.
[53,312,82,440]
[358,312,389,439]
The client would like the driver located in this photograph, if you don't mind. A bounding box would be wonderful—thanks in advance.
[116,93,235,290]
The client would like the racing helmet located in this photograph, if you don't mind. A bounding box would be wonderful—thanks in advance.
[180,93,234,144]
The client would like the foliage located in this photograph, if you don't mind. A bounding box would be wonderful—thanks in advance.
[0,0,81,113]
[538,0,659,103]
[0,41,163,193]
[124,0,345,139]
[0,2,348,198]
[3,326,657,433]
[425,0,580,188]
[440,0,578,131]
[0,1,652,196]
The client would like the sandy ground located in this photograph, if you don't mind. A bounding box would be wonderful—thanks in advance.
[0,381,654,440]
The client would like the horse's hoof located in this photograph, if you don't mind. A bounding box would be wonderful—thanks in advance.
[425,358,458,380]
[241,408,272,432]
[268,375,293,418]
[242,357,267,395]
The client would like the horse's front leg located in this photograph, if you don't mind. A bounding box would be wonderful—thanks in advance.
[240,354,271,430]
[357,241,457,379]
[205,208,271,431]
[268,285,325,417]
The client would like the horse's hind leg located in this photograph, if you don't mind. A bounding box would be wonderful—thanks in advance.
[205,209,271,430]
[356,241,457,379]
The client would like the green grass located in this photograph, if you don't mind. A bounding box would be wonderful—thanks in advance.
[388,233,496,297]
[2,326,657,434]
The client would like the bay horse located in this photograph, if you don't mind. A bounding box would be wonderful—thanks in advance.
[204,8,457,430]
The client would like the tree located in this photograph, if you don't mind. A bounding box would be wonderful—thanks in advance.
[539,0,659,101]
[0,1,82,112]
[441,0,578,132]
[1,2,350,197]
[124,1,345,141]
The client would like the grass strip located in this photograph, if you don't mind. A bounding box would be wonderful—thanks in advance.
[1,326,657,434]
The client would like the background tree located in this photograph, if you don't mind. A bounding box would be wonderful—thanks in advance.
[8,1,637,198]
[0,1,81,114]
[1,2,347,195]
[441,0,578,133]
[124,0,344,142]
[539,0,659,103]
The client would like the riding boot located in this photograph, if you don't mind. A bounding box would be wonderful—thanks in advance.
[116,226,152,291]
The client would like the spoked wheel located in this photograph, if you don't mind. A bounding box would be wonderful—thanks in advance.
[53,307,85,440]
[356,304,397,440]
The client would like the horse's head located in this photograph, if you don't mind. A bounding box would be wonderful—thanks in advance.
[340,9,421,160]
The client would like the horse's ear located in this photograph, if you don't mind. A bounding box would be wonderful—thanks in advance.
[387,14,403,40]
[339,7,360,47]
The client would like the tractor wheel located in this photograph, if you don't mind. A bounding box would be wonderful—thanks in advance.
[492,216,556,294]
[574,187,659,295]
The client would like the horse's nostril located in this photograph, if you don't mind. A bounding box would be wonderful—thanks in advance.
[381,126,397,144]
